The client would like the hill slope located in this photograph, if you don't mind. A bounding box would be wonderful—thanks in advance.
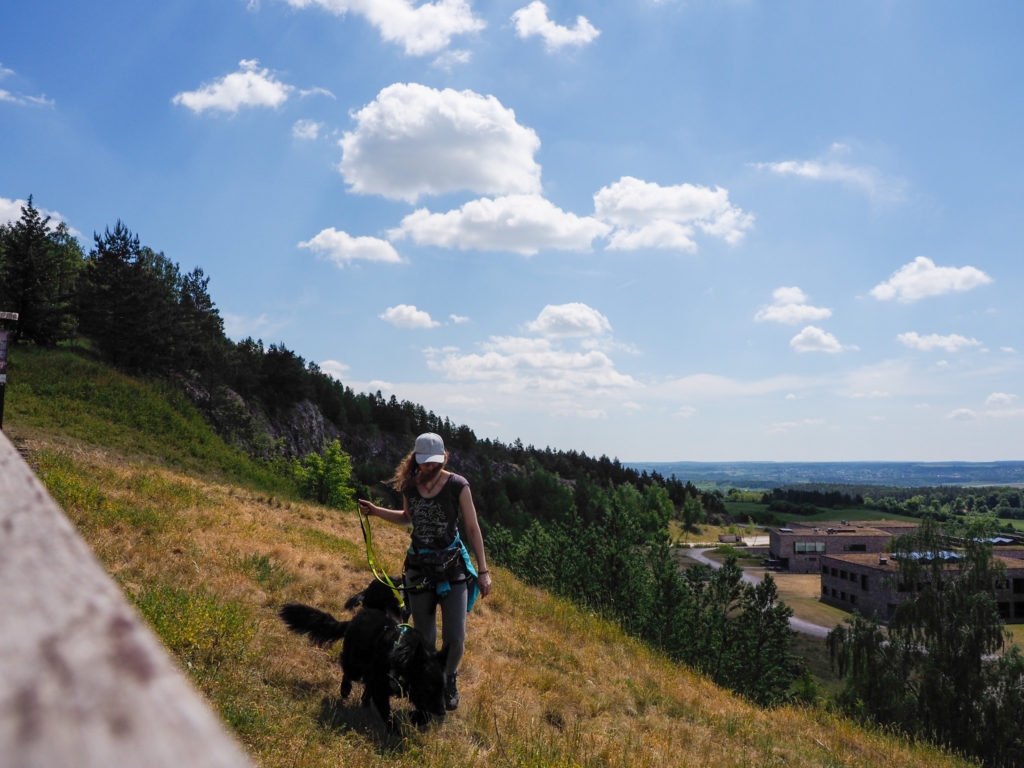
[3,348,972,768]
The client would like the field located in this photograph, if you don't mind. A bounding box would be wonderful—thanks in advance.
[722,499,921,526]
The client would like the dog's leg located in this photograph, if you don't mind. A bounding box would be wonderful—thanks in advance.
[369,684,395,731]
[340,674,352,699]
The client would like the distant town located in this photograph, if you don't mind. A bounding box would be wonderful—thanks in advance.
[627,460,1024,489]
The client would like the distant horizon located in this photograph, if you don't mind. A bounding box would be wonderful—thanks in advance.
[624,459,1024,488]
[626,459,1024,465]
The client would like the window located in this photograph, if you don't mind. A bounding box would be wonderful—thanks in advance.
[843,544,867,552]
[795,541,825,553]
[861,574,869,591]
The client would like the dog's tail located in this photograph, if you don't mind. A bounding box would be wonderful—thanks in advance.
[279,603,349,647]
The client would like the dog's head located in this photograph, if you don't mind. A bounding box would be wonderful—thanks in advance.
[392,630,450,718]
[344,577,410,623]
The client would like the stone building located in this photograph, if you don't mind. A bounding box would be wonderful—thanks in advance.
[820,551,1024,623]
[768,521,910,574]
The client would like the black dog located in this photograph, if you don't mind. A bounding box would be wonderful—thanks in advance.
[342,576,409,623]
[280,580,447,730]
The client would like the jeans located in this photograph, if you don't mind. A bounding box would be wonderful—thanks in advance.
[406,571,467,676]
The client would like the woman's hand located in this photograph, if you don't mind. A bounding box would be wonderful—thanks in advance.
[477,570,493,597]
[357,499,375,516]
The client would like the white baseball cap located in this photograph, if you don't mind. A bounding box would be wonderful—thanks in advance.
[414,432,446,464]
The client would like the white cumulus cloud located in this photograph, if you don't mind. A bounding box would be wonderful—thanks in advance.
[391,194,609,255]
[319,359,351,380]
[512,1,600,51]
[526,303,611,338]
[594,176,753,251]
[339,83,541,203]
[285,0,484,56]
[754,286,832,324]
[0,196,76,232]
[986,392,1017,407]
[790,325,845,354]
[897,331,982,352]
[299,228,402,266]
[172,59,293,114]
[870,256,993,303]
[380,304,440,329]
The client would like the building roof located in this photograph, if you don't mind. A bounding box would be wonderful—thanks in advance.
[822,552,1024,574]
[773,524,891,537]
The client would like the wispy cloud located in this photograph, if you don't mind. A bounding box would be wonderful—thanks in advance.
[753,143,906,204]
[292,119,324,140]
[897,331,982,353]
[0,62,53,107]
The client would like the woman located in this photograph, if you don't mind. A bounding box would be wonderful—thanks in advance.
[357,432,492,711]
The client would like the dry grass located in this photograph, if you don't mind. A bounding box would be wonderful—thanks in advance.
[14,431,978,768]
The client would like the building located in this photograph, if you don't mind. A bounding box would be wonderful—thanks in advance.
[768,520,912,574]
[820,552,1024,623]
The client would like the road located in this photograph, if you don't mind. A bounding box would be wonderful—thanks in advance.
[689,547,830,638]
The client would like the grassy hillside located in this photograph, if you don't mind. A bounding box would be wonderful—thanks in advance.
[3,347,975,768]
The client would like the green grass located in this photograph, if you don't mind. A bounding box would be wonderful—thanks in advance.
[7,344,297,493]
[774,506,920,524]
[133,583,254,674]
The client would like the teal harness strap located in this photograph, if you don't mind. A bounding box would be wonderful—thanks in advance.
[356,506,407,611]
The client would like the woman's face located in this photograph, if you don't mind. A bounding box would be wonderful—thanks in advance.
[416,461,443,485]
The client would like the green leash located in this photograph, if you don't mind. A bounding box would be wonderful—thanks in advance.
[356,505,407,612]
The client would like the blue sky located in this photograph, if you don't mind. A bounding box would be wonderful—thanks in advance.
[2,1,1022,462]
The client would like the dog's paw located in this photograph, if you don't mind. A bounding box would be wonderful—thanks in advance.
[409,709,441,729]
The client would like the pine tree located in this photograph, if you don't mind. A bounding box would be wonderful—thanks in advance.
[0,196,82,345]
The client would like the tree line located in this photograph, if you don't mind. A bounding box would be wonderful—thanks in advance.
[488,472,801,706]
